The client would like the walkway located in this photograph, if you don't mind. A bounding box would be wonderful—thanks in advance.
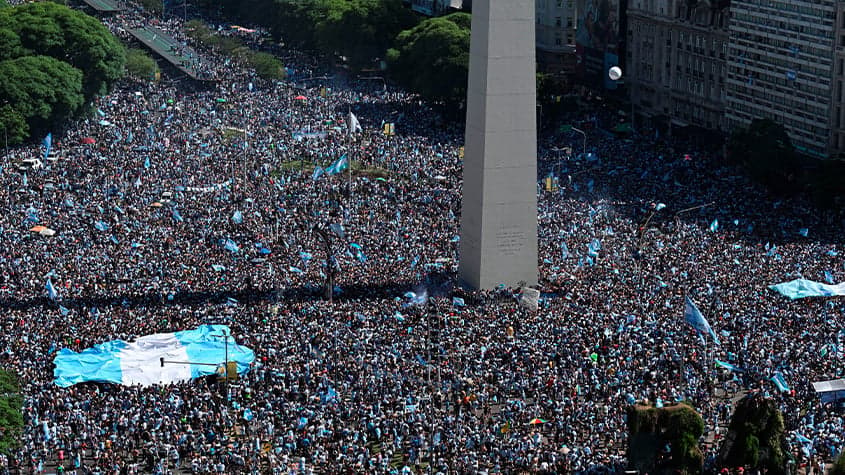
[81,0,124,12]
[128,26,211,81]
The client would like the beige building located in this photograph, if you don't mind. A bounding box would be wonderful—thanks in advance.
[626,0,730,132]
[725,0,840,158]
[536,0,578,74]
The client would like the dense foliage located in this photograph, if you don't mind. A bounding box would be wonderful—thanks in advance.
[185,20,285,81]
[717,394,787,474]
[0,2,124,143]
[125,47,158,80]
[728,118,799,194]
[627,401,705,474]
[387,13,470,103]
[832,451,845,475]
[198,0,417,72]
[0,369,23,455]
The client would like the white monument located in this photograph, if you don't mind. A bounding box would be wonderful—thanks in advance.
[459,0,538,290]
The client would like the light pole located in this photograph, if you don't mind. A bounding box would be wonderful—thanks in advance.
[560,125,587,157]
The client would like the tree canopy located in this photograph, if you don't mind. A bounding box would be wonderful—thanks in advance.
[387,12,470,103]
[728,118,799,194]
[0,2,124,143]
[0,369,22,455]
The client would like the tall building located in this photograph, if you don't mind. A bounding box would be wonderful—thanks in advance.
[626,0,730,133]
[536,0,578,75]
[406,0,464,16]
[725,0,838,158]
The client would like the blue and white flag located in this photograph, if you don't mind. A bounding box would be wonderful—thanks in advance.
[655,203,666,211]
[222,239,239,253]
[94,221,110,232]
[59,305,70,316]
[824,271,835,284]
[709,219,719,232]
[43,133,52,159]
[587,238,601,257]
[299,251,313,266]
[350,243,366,262]
[231,210,243,224]
[312,166,325,181]
[46,279,58,300]
[172,208,183,223]
[799,228,809,237]
[452,297,465,307]
[769,278,845,299]
[144,157,150,169]
[329,223,345,239]
[684,296,720,345]
[53,325,254,387]
[22,173,27,187]
[289,266,304,274]
[715,360,743,372]
[771,372,790,392]
[561,242,570,259]
[326,154,349,175]
[404,290,428,307]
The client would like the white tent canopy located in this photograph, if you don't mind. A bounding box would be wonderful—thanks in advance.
[812,378,845,403]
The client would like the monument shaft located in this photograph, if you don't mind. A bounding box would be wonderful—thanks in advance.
[459,0,538,290]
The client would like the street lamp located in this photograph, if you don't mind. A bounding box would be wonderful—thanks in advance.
[560,124,587,157]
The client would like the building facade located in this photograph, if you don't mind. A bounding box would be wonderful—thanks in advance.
[626,0,730,133]
[406,0,464,17]
[725,0,837,158]
[536,0,578,74]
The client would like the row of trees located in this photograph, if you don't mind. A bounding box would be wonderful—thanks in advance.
[184,20,286,80]
[0,369,22,456]
[0,2,125,144]
[194,0,471,103]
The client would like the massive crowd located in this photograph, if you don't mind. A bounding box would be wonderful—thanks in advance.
[0,5,843,475]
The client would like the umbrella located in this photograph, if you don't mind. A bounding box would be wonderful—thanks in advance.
[528,418,547,425]
[216,98,227,103]
[294,95,307,101]
[29,225,47,233]
[81,137,96,144]
[150,202,164,208]
[39,228,56,237]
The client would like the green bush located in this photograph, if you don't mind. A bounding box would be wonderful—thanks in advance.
[718,395,787,475]
[249,51,285,80]
[0,369,23,455]
[832,452,845,475]
[125,47,157,80]
[627,402,705,474]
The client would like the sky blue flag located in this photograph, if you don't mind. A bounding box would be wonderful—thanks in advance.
[350,243,366,262]
[709,219,719,232]
[94,221,109,231]
[684,296,721,345]
[53,325,254,387]
[144,157,150,169]
[771,372,790,392]
[824,270,835,284]
[320,386,338,404]
[211,264,226,272]
[799,227,809,237]
[588,238,601,257]
[561,242,570,259]
[126,130,133,144]
[326,154,349,175]
[223,239,239,253]
[172,208,183,223]
[231,210,243,224]
[452,297,465,307]
[43,133,52,159]
[46,279,58,300]
[312,166,325,181]
[22,173,27,187]
[329,223,345,239]
[59,305,70,316]
[769,278,845,299]
[299,251,313,265]
[715,360,743,372]
[289,266,304,274]
[655,203,666,211]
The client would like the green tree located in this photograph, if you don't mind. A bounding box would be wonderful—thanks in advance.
[125,48,158,80]
[718,394,787,474]
[728,118,799,194]
[249,51,286,80]
[627,401,705,474]
[138,0,163,13]
[832,451,845,475]
[0,104,29,145]
[387,12,470,103]
[0,2,125,100]
[311,0,417,70]
[0,369,23,455]
[0,55,84,136]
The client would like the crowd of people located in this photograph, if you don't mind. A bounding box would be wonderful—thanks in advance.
[0,4,843,475]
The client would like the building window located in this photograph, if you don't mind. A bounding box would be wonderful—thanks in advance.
[556,16,562,27]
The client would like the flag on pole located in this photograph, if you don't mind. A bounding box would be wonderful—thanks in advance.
[329,223,345,239]
[709,219,719,232]
[46,278,58,300]
[326,154,349,175]
[684,296,720,345]
[312,166,325,181]
[771,372,790,392]
[43,133,52,159]
[347,112,362,135]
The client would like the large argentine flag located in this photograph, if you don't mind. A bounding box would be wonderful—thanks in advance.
[769,278,845,300]
[53,325,254,387]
